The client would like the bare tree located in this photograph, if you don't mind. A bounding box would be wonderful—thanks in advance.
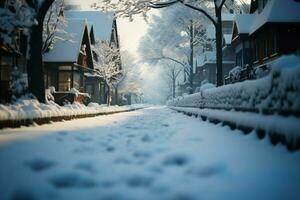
[164,63,182,98]
[42,0,67,53]
[96,0,237,86]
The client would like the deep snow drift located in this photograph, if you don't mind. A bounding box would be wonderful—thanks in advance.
[0,107,299,200]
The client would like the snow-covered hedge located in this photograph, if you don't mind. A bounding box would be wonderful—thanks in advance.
[168,55,300,115]
[0,99,146,122]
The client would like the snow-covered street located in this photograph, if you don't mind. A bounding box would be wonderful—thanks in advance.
[0,106,299,200]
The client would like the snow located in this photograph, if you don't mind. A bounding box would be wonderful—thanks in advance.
[250,0,300,34]
[234,14,254,34]
[43,19,87,62]
[222,13,234,21]
[0,99,146,121]
[169,55,300,112]
[228,66,242,81]
[0,107,299,200]
[169,107,300,139]
[197,51,216,67]
[65,10,114,42]
[223,33,232,45]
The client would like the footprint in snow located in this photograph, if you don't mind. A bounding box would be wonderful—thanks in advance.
[25,158,56,172]
[163,154,189,167]
[57,131,68,136]
[141,134,152,142]
[49,172,96,188]
[161,123,169,127]
[106,146,115,152]
[169,193,196,200]
[186,164,225,178]
[75,135,93,142]
[74,161,97,174]
[124,174,154,188]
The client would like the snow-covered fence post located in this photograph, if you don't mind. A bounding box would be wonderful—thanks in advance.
[26,0,54,103]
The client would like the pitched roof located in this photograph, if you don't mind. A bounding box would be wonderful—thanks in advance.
[234,14,254,34]
[65,10,114,41]
[250,0,300,34]
[43,19,87,62]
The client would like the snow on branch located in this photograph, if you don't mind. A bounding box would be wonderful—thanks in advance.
[0,0,36,52]
[42,0,68,53]
[92,40,123,88]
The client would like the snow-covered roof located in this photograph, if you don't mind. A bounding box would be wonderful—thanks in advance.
[224,34,232,45]
[234,14,254,34]
[250,0,300,34]
[222,13,234,21]
[65,10,114,41]
[196,51,216,67]
[206,13,235,39]
[44,19,87,62]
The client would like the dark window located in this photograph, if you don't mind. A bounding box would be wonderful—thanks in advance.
[0,55,12,81]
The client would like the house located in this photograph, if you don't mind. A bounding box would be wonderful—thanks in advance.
[43,19,94,93]
[232,0,300,74]
[194,13,235,86]
[65,11,121,104]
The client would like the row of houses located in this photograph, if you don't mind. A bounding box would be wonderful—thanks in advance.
[0,6,121,104]
[194,0,300,87]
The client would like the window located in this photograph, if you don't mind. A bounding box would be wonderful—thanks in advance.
[58,72,71,91]
[272,32,278,55]
[0,55,12,81]
[73,72,81,90]
[263,38,268,58]
[86,84,94,95]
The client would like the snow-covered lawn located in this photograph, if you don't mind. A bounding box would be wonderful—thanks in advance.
[0,106,299,200]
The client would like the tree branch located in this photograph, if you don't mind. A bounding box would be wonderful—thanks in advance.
[180,1,217,28]
[148,0,180,8]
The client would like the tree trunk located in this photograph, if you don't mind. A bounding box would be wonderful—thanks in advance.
[27,22,45,102]
[189,20,194,93]
[114,87,118,105]
[172,77,175,98]
[106,85,111,106]
[27,0,54,103]
[215,6,223,86]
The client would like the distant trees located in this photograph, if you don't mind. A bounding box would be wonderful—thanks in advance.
[164,63,182,98]
[96,0,239,86]
[139,4,211,93]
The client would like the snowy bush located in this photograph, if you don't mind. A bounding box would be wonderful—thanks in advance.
[0,0,36,52]
[229,66,242,81]
[168,55,300,115]
[9,67,28,102]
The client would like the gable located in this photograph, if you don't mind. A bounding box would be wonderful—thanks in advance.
[43,19,87,63]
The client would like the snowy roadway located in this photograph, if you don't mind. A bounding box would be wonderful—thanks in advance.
[0,106,299,200]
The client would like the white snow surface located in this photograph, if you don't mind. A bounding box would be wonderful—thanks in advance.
[0,99,146,121]
[0,107,299,200]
